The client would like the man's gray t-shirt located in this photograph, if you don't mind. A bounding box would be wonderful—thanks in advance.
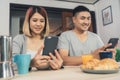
[57,30,104,56]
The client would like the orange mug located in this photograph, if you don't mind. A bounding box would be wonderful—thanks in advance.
[81,54,93,64]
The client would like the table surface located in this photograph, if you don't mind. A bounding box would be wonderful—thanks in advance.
[1,65,120,80]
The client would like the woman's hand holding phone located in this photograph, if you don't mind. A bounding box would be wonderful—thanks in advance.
[31,45,50,68]
[49,50,63,70]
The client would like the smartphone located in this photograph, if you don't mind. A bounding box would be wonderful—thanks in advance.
[42,36,58,56]
[106,38,119,49]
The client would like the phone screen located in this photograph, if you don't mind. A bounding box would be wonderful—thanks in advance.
[42,36,58,55]
[106,38,119,49]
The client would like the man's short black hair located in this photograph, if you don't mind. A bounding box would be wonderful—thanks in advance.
[73,6,90,16]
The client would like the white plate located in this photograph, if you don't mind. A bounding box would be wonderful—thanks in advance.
[81,69,119,74]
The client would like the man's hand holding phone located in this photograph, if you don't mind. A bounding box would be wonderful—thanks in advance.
[105,38,119,49]
[105,38,119,59]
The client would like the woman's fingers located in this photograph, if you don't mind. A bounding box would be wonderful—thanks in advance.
[49,51,63,70]
[34,59,48,67]
[49,53,57,60]
[40,56,50,60]
[40,59,48,63]
[34,43,44,60]
[49,60,59,70]
[49,50,62,61]
[49,53,60,65]
[36,44,44,56]
[54,50,62,61]
[32,49,63,70]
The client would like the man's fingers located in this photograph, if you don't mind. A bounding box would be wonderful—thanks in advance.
[101,43,112,50]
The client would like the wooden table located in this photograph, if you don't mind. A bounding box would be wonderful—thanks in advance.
[1,66,120,80]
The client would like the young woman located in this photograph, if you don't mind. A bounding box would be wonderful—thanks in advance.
[12,6,63,70]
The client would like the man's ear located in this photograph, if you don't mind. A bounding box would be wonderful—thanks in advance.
[72,17,75,24]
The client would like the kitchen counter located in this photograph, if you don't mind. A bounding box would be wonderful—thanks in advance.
[0,66,120,80]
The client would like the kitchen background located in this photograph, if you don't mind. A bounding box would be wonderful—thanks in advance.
[0,0,120,48]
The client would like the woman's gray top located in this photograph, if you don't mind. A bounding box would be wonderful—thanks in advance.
[12,34,27,54]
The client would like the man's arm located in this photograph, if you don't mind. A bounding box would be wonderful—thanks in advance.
[59,49,82,66]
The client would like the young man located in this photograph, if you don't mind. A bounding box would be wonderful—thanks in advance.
[57,6,116,66]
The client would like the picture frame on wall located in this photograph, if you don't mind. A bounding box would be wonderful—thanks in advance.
[102,6,113,26]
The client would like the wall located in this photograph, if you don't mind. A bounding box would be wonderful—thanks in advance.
[0,0,94,36]
[1,0,120,48]
[95,0,120,48]
[0,0,9,35]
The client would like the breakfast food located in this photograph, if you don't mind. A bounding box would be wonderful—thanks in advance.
[93,58,119,70]
[81,58,119,70]
[81,58,100,69]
